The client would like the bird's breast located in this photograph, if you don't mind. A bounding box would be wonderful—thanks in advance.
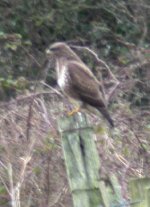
[57,66,69,90]
[56,63,79,100]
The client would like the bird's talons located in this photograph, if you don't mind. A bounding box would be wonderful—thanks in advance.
[67,107,80,116]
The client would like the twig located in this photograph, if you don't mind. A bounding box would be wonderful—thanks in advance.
[107,81,120,103]
[71,45,120,103]
[26,98,34,141]
[134,134,147,153]
[71,45,118,80]
[40,81,63,97]
[0,91,60,108]
[49,185,68,207]
[20,46,41,68]
[0,84,62,109]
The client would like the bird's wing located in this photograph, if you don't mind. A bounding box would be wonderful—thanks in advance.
[67,61,105,107]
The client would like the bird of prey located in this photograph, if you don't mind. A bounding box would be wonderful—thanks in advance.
[46,42,114,127]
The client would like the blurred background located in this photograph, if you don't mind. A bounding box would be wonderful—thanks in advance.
[0,0,149,206]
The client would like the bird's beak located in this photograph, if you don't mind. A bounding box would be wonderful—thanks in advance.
[46,48,52,55]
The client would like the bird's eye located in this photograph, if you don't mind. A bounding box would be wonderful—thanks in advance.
[50,47,57,51]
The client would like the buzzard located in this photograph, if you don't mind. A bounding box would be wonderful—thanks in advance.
[46,42,114,127]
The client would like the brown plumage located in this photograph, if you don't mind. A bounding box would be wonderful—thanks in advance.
[46,42,114,127]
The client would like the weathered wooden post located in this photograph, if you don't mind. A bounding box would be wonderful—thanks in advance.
[58,113,126,207]
[129,177,150,207]
[58,113,103,207]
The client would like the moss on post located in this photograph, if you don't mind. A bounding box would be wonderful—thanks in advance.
[58,113,103,207]
[58,113,125,207]
[129,177,150,207]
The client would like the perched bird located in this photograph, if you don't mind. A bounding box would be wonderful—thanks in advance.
[46,42,114,127]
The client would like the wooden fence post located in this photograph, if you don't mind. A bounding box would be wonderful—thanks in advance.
[58,113,103,207]
[58,113,126,207]
[129,177,150,207]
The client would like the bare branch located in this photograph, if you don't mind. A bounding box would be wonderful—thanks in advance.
[40,81,63,97]
[20,46,42,68]
[71,45,120,103]
[0,89,62,108]
[71,45,118,79]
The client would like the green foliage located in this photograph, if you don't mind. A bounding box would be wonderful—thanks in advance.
[129,178,150,207]
[43,136,57,152]
[0,76,29,100]
[33,166,42,176]
[0,0,149,106]
[0,185,8,205]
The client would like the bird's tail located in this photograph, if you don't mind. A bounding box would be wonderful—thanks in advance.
[97,107,114,127]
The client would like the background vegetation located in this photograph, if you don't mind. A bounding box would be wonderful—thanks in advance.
[0,0,149,206]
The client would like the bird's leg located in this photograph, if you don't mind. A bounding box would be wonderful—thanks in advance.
[67,106,81,116]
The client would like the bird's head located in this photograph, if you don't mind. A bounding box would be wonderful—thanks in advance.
[46,42,81,62]
[46,42,71,58]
